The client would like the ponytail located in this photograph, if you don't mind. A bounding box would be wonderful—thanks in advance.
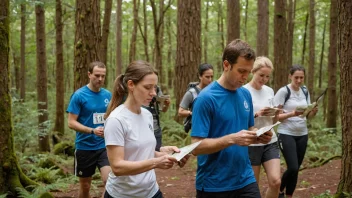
[104,74,126,119]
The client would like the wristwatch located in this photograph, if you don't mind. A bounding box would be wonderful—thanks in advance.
[91,129,94,134]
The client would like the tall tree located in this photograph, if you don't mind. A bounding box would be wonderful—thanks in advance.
[301,12,309,65]
[150,0,172,86]
[308,0,316,99]
[203,0,209,63]
[243,0,248,41]
[326,0,338,128]
[175,0,201,122]
[138,0,150,62]
[74,0,101,91]
[273,0,288,92]
[116,0,122,76]
[129,0,139,63]
[0,1,37,194]
[217,0,225,72]
[287,0,296,68]
[35,1,50,152]
[336,0,352,195]
[226,0,240,43]
[53,0,65,144]
[101,0,112,66]
[318,18,327,89]
[20,3,26,100]
[256,0,269,57]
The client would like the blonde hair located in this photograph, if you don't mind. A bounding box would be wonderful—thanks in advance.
[252,56,274,73]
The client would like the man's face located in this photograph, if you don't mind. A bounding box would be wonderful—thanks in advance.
[224,56,254,90]
[88,66,106,89]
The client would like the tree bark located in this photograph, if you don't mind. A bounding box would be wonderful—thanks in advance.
[35,2,50,152]
[175,0,201,123]
[226,0,240,43]
[256,0,269,57]
[74,0,101,91]
[301,12,309,66]
[273,0,288,92]
[20,4,26,101]
[53,0,65,144]
[116,0,122,76]
[129,0,139,63]
[101,0,112,66]
[0,0,38,195]
[318,19,326,89]
[336,0,352,195]
[308,0,315,99]
[326,0,338,128]
[217,0,225,73]
[287,0,296,68]
[203,0,209,63]
[243,0,248,41]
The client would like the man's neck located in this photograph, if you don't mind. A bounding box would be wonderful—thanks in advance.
[87,83,100,92]
[217,74,238,91]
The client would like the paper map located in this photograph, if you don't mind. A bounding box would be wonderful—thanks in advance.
[256,121,281,137]
[171,141,202,161]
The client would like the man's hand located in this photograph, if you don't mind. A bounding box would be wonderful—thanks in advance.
[257,131,273,144]
[93,126,105,137]
[231,130,258,146]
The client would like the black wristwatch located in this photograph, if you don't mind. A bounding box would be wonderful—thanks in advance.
[91,129,94,134]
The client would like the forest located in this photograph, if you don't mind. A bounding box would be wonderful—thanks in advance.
[0,0,352,197]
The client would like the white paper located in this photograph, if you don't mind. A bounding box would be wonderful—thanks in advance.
[256,121,281,137]
[171,141,202,161]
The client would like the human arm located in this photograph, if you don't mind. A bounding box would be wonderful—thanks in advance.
[161,98,170,112]
[67,113,104,137]
[155,146,190,167]
[107,145,177,176]
[178,91,193,117]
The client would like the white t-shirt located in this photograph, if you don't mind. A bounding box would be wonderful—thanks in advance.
[104,104,159,198]
[243,84,277,146]
[273,84,311,136]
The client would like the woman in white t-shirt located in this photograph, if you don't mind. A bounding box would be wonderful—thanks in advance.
[273,65,318,198]
[103,60,189,198]
[244,56,281,198]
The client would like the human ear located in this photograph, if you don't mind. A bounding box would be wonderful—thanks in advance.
[127,80,135,92]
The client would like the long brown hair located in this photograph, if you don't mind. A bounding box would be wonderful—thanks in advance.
[104,60,156,119]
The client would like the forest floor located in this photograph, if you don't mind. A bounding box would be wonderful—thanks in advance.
[51,158,340,198]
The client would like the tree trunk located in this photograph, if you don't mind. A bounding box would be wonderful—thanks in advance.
[301,12,309,66]
[287,0,296,68]
[20,3,26,101]
[13,53,20,92]
[318,19,326,89]
[308,0,315,99]
[116,0,122,76]
[256,0,269,57]
[101,0,112,66]
[35,2,50,152]
[336,0,352,195]
[167,10,172,88]
[53,0,65,145]
[217,0,225,73]
[273,0,288,92]
[203,0,209,63]
[174,0,201,123]
[74,0,101,91]
[243,0,248,41]
[326,0,338,128]
[129,0,139,63]
[141,0,149,62]
[226,0,240,43]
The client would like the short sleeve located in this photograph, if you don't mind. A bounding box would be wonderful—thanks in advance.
[66,93,81,115]
[179,91,194,109]
[191,96,212,138]
[273,87,287,107]
[104,117,125,146]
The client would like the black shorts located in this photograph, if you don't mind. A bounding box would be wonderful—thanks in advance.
[196,182,260,198]
[74,148,109,177]
[248,142,280,166]
[104,189,163,198]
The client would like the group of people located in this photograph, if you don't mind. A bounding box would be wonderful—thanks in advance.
[66,39,318,198]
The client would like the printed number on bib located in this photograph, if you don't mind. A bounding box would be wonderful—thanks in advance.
[93,113,105,124]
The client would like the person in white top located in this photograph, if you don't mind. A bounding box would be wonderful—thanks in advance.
[273,65,318,198]
[103,60,189,198]
[243,56,281,198]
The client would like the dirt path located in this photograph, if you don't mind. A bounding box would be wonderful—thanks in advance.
[52,159,341,198]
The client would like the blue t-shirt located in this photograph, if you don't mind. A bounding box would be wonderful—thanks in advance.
[191,81,256,192]
[66,85,111,150]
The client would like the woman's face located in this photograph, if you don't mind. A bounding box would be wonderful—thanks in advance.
[289,70,305,88]
[129,73,158,106]
[199,69,214,87]
[252,66,272,87]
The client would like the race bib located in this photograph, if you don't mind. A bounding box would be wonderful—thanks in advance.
[93,113,105,124]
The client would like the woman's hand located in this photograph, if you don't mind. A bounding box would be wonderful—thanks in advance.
[154,155,178,169]
[177,154,191,168]
[160,146,180,154]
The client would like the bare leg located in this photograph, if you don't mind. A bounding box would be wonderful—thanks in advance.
[252,165,261,183]
[100,166,111,198]
[263,159,281,198]
[79,177,92,198]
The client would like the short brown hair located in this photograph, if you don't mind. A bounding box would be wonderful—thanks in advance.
[88,61,106,73]
[222,39,256,69]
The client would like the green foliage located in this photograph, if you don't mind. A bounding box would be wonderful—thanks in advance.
[15,179,70,198]
[0,194,7,198]
[313,190,333,198]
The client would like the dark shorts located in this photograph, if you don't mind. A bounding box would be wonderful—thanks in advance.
[196,182,261,198]
[248,142,280,166]
[74,148,109,177]
[104,189,163,198]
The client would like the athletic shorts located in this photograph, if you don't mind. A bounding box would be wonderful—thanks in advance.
[104,189,163,198]
[74,148,109,177]
[196,182,260,198]
[248,142,280,166]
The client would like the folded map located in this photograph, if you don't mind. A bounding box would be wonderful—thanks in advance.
[256,121,281,137]
[171,141,202,161]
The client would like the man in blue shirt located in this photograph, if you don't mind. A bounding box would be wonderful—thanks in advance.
[67,61,111,198]
[191,39,272,198]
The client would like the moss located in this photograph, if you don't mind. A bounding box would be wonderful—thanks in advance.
[53,141,74,156]
[39,192,54,198]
